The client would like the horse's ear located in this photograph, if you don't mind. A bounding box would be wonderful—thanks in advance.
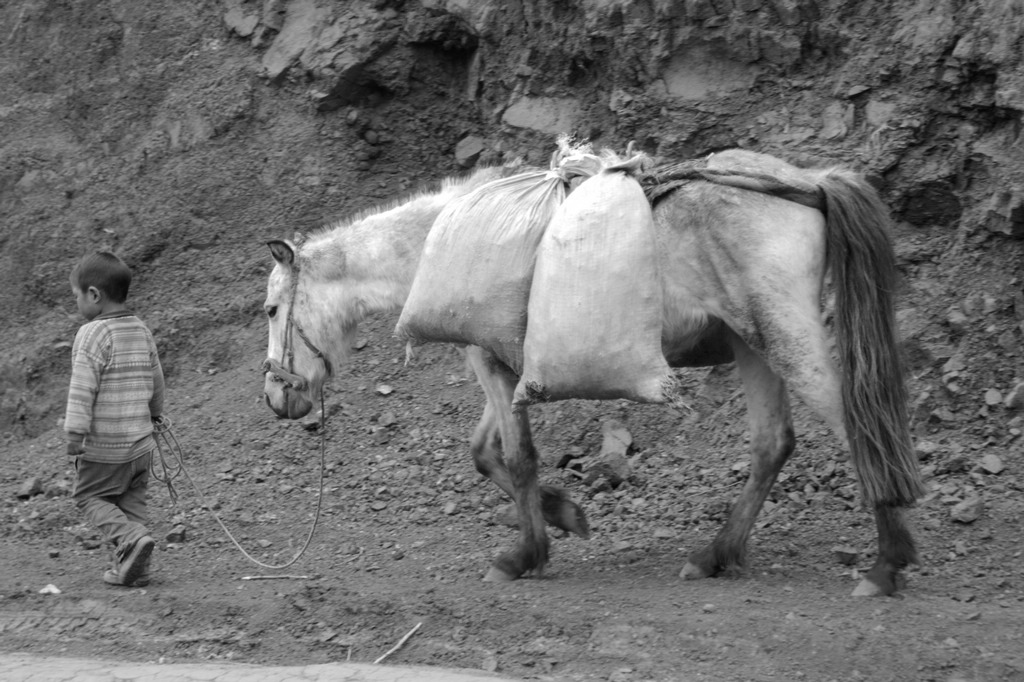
[267,239,295,266]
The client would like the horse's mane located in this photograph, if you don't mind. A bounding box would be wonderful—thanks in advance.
[297,136,600,271]
[308,165,508,241]
[293,164,513,283]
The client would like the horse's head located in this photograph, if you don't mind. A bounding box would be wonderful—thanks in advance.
[262,239,334,419]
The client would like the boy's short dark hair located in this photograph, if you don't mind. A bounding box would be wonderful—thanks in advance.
[71,252,132,303]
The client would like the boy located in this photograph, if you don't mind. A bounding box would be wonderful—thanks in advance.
[65,251,165,587]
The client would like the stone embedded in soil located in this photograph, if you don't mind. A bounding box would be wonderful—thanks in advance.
[915,440,940,460]
[831,545,860,565]
[950,496,984,524]
[984,388,1003,406]
[166,524,187,543]
[939,454,971,474]
[581,420,633,487]
[980,454,1005,475]
[44,480,72,498]
[454,135,486,168]
[223,5,258,38]
[946,307,970,333]
[1005,382,1024,409]
[984,190,1024,238]
[16,476,43,499]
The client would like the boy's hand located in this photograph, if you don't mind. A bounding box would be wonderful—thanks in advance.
[66,436,85,457]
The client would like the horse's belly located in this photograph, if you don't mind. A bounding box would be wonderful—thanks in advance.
[662,315,734,367]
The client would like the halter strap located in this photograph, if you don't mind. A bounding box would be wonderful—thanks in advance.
[262,262,332,389]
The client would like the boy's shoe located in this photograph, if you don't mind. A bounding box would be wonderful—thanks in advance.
[103,568,151,587]
[116,536,155,586]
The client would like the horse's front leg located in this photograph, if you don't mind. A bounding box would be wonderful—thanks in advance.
[466,347,590,541]
[469,402,589,538]
[480,404,550,581]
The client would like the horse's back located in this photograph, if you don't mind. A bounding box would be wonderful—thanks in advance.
[654,150,829,361]
[705,148,828,184]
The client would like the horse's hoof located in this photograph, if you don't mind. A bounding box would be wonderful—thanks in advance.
[541,487,591,539]
[483,565,518,583]
[851,578,885,597]
[566,507,590,540]
[680,561,711,580]
[852,571,905,597]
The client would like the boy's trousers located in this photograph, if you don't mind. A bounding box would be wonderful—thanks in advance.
[72,451,153,552]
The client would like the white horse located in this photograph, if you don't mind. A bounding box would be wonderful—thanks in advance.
[262,149,923,597]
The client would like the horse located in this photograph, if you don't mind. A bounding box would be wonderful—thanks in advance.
[261,148,924,597]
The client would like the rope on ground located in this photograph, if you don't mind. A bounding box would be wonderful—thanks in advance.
[374,622,422,664]
[148,391,328,571]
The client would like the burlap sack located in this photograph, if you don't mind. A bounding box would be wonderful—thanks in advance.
[514,164,677,404]
[395,169,566,373]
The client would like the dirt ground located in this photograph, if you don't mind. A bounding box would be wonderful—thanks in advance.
[2,309,1024,682]
[2,1,1024,681]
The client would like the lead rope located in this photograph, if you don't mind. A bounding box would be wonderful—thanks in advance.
[150,416,182,503]
[150,390,328,570]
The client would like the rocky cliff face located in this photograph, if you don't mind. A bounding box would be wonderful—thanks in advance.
[1,0,1022,438]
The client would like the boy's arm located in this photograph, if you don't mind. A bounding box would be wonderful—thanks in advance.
[65,331,101,454]
[149,344,165,419]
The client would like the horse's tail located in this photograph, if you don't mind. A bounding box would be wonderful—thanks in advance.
[817,171,924,507]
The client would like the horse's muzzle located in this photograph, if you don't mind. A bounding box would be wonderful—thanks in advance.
[262,358,314,419]
[264,384,314,420]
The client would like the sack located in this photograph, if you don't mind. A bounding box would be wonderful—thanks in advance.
[514,162,677,404]
[395,169,566,373]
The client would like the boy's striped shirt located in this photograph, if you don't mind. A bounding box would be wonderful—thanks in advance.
[65,312,164,463]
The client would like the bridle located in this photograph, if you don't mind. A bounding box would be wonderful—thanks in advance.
[245,250,330,572]
[261,260,332,392]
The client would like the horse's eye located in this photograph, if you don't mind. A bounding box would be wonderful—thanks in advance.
[266,305,278,319]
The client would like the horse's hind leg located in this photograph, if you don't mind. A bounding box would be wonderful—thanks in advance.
[787,384,919,596]
[754,305,918,596]
[849,504,917,596]
[762,314,918,596]
[682,333,795,579]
